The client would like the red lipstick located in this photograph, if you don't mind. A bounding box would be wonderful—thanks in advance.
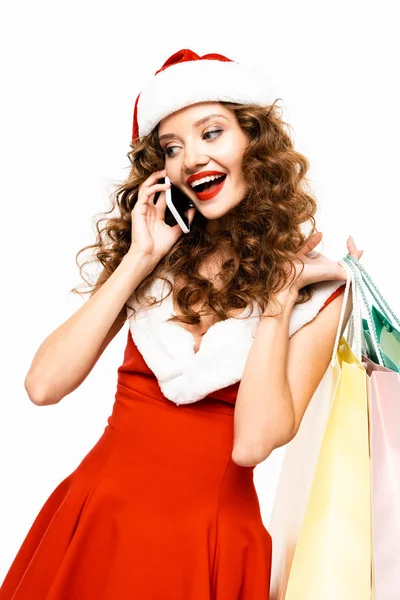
[194,176,226,201]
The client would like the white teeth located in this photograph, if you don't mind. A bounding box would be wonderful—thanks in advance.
[190,174,225,188]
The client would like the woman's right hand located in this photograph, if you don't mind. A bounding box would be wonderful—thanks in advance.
[127,169,196,266]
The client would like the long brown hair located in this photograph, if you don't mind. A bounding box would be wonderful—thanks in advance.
[71,100,319,325]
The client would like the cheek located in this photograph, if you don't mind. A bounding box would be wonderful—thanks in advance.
[165,163,180,183]
[226,156,245,183]
[217,135,247,178]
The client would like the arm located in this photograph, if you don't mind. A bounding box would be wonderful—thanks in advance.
[24,167,192,407]
[24,252,153,406]
[232,285,352,467]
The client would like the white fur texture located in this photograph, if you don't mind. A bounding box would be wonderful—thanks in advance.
[137,60,277,138]
[127,272,346,406]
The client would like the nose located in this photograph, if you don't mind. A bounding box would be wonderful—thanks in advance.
[182,141,209,173]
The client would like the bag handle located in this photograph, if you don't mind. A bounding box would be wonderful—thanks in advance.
[330,259,360,366]
[345,254,400,329]
[345,263,367,359]
[329,256,382,366]
[341,256,385,366]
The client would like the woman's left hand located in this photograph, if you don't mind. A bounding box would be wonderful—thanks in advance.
[285,231,364,294]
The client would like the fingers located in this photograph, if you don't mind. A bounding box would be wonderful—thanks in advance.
[137,183,170,207]
[143,169,167,188]
[347,236,363,260]
[151,182,171,197]
[139,169,167,196]
[347,235,356,253]
[137,171,171,206]
[302,231,323,254]
[153,183,169,215]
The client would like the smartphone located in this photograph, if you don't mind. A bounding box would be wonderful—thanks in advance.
[153,176,194,234]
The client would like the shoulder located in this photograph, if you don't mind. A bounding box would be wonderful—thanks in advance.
[289,268,347,338]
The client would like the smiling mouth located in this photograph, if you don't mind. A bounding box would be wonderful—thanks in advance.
[191,174,227,201]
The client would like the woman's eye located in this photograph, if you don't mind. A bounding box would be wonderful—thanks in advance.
[164,146,178,157]
[204,128,223,140]
[164,129,223,157]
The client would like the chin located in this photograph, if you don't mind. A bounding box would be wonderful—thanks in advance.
[199,203,232,218]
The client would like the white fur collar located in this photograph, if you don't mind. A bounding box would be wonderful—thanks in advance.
[127,275,345,405]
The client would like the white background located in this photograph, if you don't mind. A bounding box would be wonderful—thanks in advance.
[1,0,399,581]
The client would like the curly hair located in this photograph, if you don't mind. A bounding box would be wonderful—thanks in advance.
[70,100,320,326]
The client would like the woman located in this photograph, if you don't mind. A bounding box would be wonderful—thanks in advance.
[1,49,362,599]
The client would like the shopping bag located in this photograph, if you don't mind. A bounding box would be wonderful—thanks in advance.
[347,256,400,372]
[363,317,399,372]
[268,342,341,600]
[269,269,355,600]
[375,307,400,368]
[283,333,371,600]
[362,356,400,600]
[342,256,400,599]
[270,254,399,600]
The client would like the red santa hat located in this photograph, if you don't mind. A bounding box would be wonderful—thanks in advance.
[132,49,277,141]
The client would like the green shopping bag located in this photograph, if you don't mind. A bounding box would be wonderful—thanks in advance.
[362,306,400,372]
[345,255,400,372]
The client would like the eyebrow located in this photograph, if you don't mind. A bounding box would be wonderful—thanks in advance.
[158,113,229,143]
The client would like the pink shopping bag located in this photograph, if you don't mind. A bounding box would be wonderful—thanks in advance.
[363,355,400,600]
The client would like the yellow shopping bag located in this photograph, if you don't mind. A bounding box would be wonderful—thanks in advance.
[269,353,341,600]
[284,336,371,600]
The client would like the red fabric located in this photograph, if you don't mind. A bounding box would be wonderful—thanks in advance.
[132,48,234,140]
[155,49,233,76]
[1,286,346,598]
[0,333,271,599]
[131,92,141,141]
[318,283,346,314]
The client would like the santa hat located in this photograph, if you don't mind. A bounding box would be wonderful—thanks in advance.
[132,49,277,141]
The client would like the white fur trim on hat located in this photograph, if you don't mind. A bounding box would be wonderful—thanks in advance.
[137,59,277,138]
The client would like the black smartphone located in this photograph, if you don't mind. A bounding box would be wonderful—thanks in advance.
[153,176,194,233]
